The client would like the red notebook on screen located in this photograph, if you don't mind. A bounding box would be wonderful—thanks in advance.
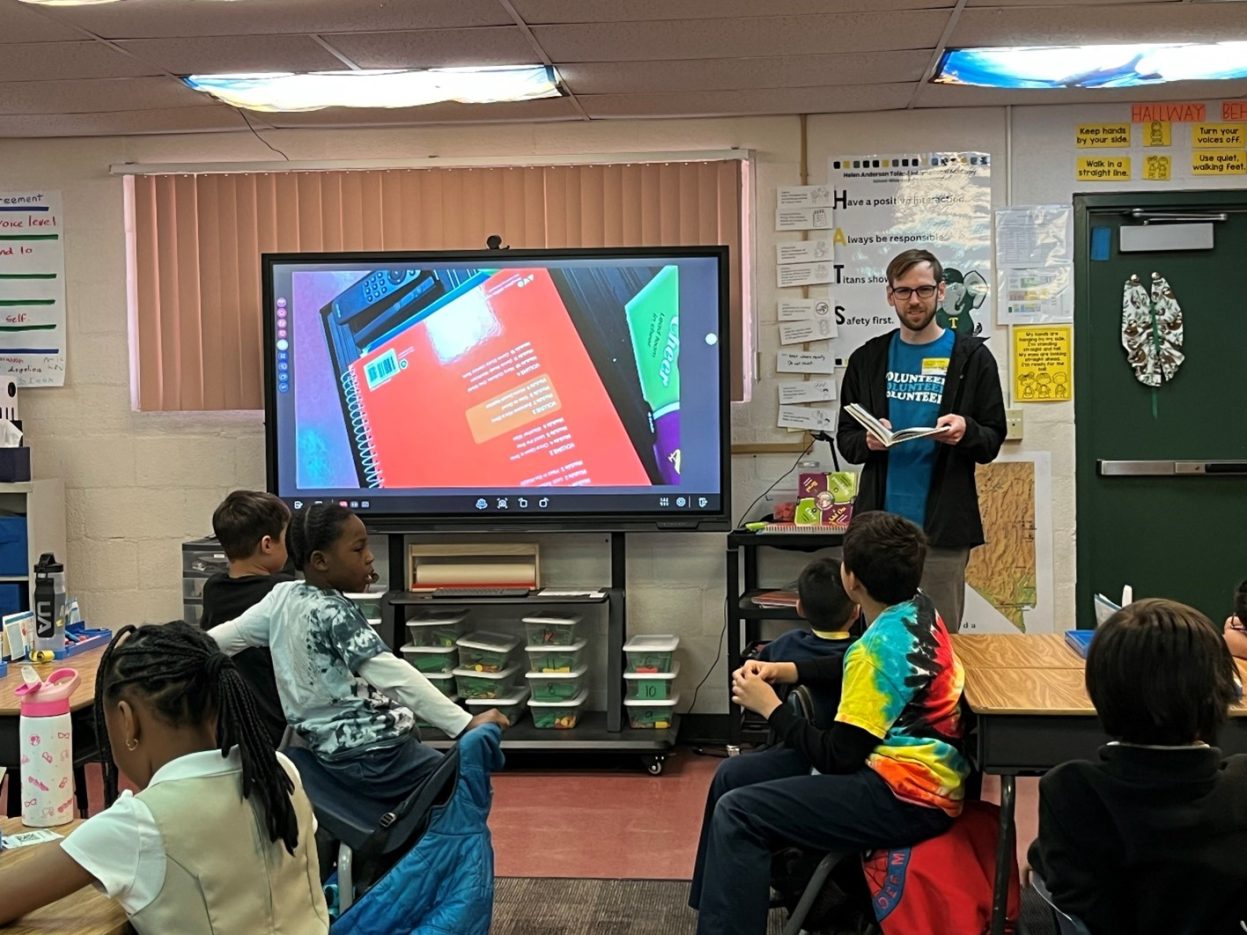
[342,268,649,489]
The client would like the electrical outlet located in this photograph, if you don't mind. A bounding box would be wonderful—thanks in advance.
[1005,408,1024,441]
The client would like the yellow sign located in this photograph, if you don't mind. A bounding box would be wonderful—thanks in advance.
[1076,156,1131,182]
[1013,325,1072,403]
[1075,123,1131,148]
[1142,120,1171,147]
[1143,155,1172,181]
[1191,149,1247,175]
[1191,123,1247,148]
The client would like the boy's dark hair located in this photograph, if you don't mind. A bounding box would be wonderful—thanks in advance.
[797,558,856,631]
[1235,579,1247,625]
[286,502,353,572]
[95,621,300,854]
[212,490,291,562]
[886,249,944,287]
[1087,598,1237,745]
[841,511,927,606]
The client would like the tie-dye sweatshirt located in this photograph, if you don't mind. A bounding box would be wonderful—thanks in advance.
[834,592,969,816]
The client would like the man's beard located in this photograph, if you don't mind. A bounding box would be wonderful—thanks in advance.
[898,305,938,332]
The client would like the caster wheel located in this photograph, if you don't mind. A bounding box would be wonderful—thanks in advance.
[644,756,664,776]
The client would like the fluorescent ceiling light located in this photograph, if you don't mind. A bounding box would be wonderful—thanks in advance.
[935,43,1247,89]
[184,66,562,112]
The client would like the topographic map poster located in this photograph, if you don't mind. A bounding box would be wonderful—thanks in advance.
[961,452,1054,634]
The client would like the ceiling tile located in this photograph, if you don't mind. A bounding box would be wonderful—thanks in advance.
[36,0,515,40]
[115,36,347,75]
[560,52,933,94]
[260,97,582,127]
[534,12,950,61]
[0,106,247,139]
[0,41,159,81]
[0,3,90,43]
[952,4,1241,46]
[0,77,212,116]
[324,28,538,69]
[965,0,1176,5]
[514,0,955,22]
[581,83,916,118]
[914,75,1247,107]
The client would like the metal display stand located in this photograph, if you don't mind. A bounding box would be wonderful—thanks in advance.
[725,527,845,745]
[383,531,677,775]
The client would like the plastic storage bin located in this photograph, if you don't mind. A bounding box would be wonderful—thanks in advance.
[345,592,384,626]
[401,644,459,674]
[528,689,588,729]
[522,613,583,646]
[525,665,588,702]
[624,694,680,729]
[465,686,530,725]
[624,661,680,700]
[456,631,521,672]
[524,638,588,673]
[405,609,469,647]
[623,634,679,673]
[425,670,458,699]
[454,663,521,700]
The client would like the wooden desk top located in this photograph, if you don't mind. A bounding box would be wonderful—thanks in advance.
[0,818,129,934]
[0,648,105,717]
[952,634,1083,670]
[957,634,1247,717]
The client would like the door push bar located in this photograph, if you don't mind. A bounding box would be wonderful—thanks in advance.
[1098,460,1247,476]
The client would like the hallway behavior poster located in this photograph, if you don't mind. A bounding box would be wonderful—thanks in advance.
[825,153,992,367]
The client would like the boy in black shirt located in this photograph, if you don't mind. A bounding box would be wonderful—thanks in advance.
[200,490,292,746]
[1029,599,1247,934]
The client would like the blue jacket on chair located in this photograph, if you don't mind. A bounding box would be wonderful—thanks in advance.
[332,724,504,935]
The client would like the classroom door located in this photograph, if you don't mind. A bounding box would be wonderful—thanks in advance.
[1075,191,1247,630]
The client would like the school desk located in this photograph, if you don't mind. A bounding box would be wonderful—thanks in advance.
[0,817,128,934]
[952,633,1247,935]
[0,648,106,818]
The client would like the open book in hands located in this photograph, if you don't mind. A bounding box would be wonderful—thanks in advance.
[844,403,950,448]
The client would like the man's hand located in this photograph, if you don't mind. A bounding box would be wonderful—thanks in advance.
[466,709,511,731]
[935,413,966,445]
[865,417,892,452]
[731,667,782,719]
[734,660,799,685]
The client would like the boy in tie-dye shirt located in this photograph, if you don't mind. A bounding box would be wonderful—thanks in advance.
[690,512,968,935]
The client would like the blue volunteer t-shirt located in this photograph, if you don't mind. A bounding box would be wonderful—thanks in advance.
[884,329,954,527]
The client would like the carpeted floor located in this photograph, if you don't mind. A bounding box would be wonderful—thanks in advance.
[491,878,787,934]
[491,877,1059,934]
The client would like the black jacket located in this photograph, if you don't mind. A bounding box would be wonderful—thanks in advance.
[836,329,1005,548]
[201,572,294,747]
[1028,744,1247,935]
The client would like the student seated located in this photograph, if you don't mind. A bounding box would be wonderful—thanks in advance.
[754,556,861,727]
[690,511,969,935]
[200,489,294,747]
[1029,598,1247,935]
[1223,579,1247,660]
[209,503,509,799]
[0,622,328,933]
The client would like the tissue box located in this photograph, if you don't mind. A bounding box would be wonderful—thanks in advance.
[0,448,30,483]
[795,472,857,527]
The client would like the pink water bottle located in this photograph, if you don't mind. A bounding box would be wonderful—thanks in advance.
[16,668,79,827]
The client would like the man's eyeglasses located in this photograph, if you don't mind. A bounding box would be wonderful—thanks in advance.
[889,285,939,301]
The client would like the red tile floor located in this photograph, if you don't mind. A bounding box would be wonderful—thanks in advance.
[38,749,1040,882]
[488,748,1040,880]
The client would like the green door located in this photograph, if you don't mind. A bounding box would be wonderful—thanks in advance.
[1075,191,1247,630]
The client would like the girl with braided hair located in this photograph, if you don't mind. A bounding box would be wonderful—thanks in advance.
[0,621,328,932]
[208,503,508,799]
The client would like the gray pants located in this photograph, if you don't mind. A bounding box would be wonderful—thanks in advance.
[921,545,971,632]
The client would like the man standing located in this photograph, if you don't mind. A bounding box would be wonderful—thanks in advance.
[837,249,1005,631]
